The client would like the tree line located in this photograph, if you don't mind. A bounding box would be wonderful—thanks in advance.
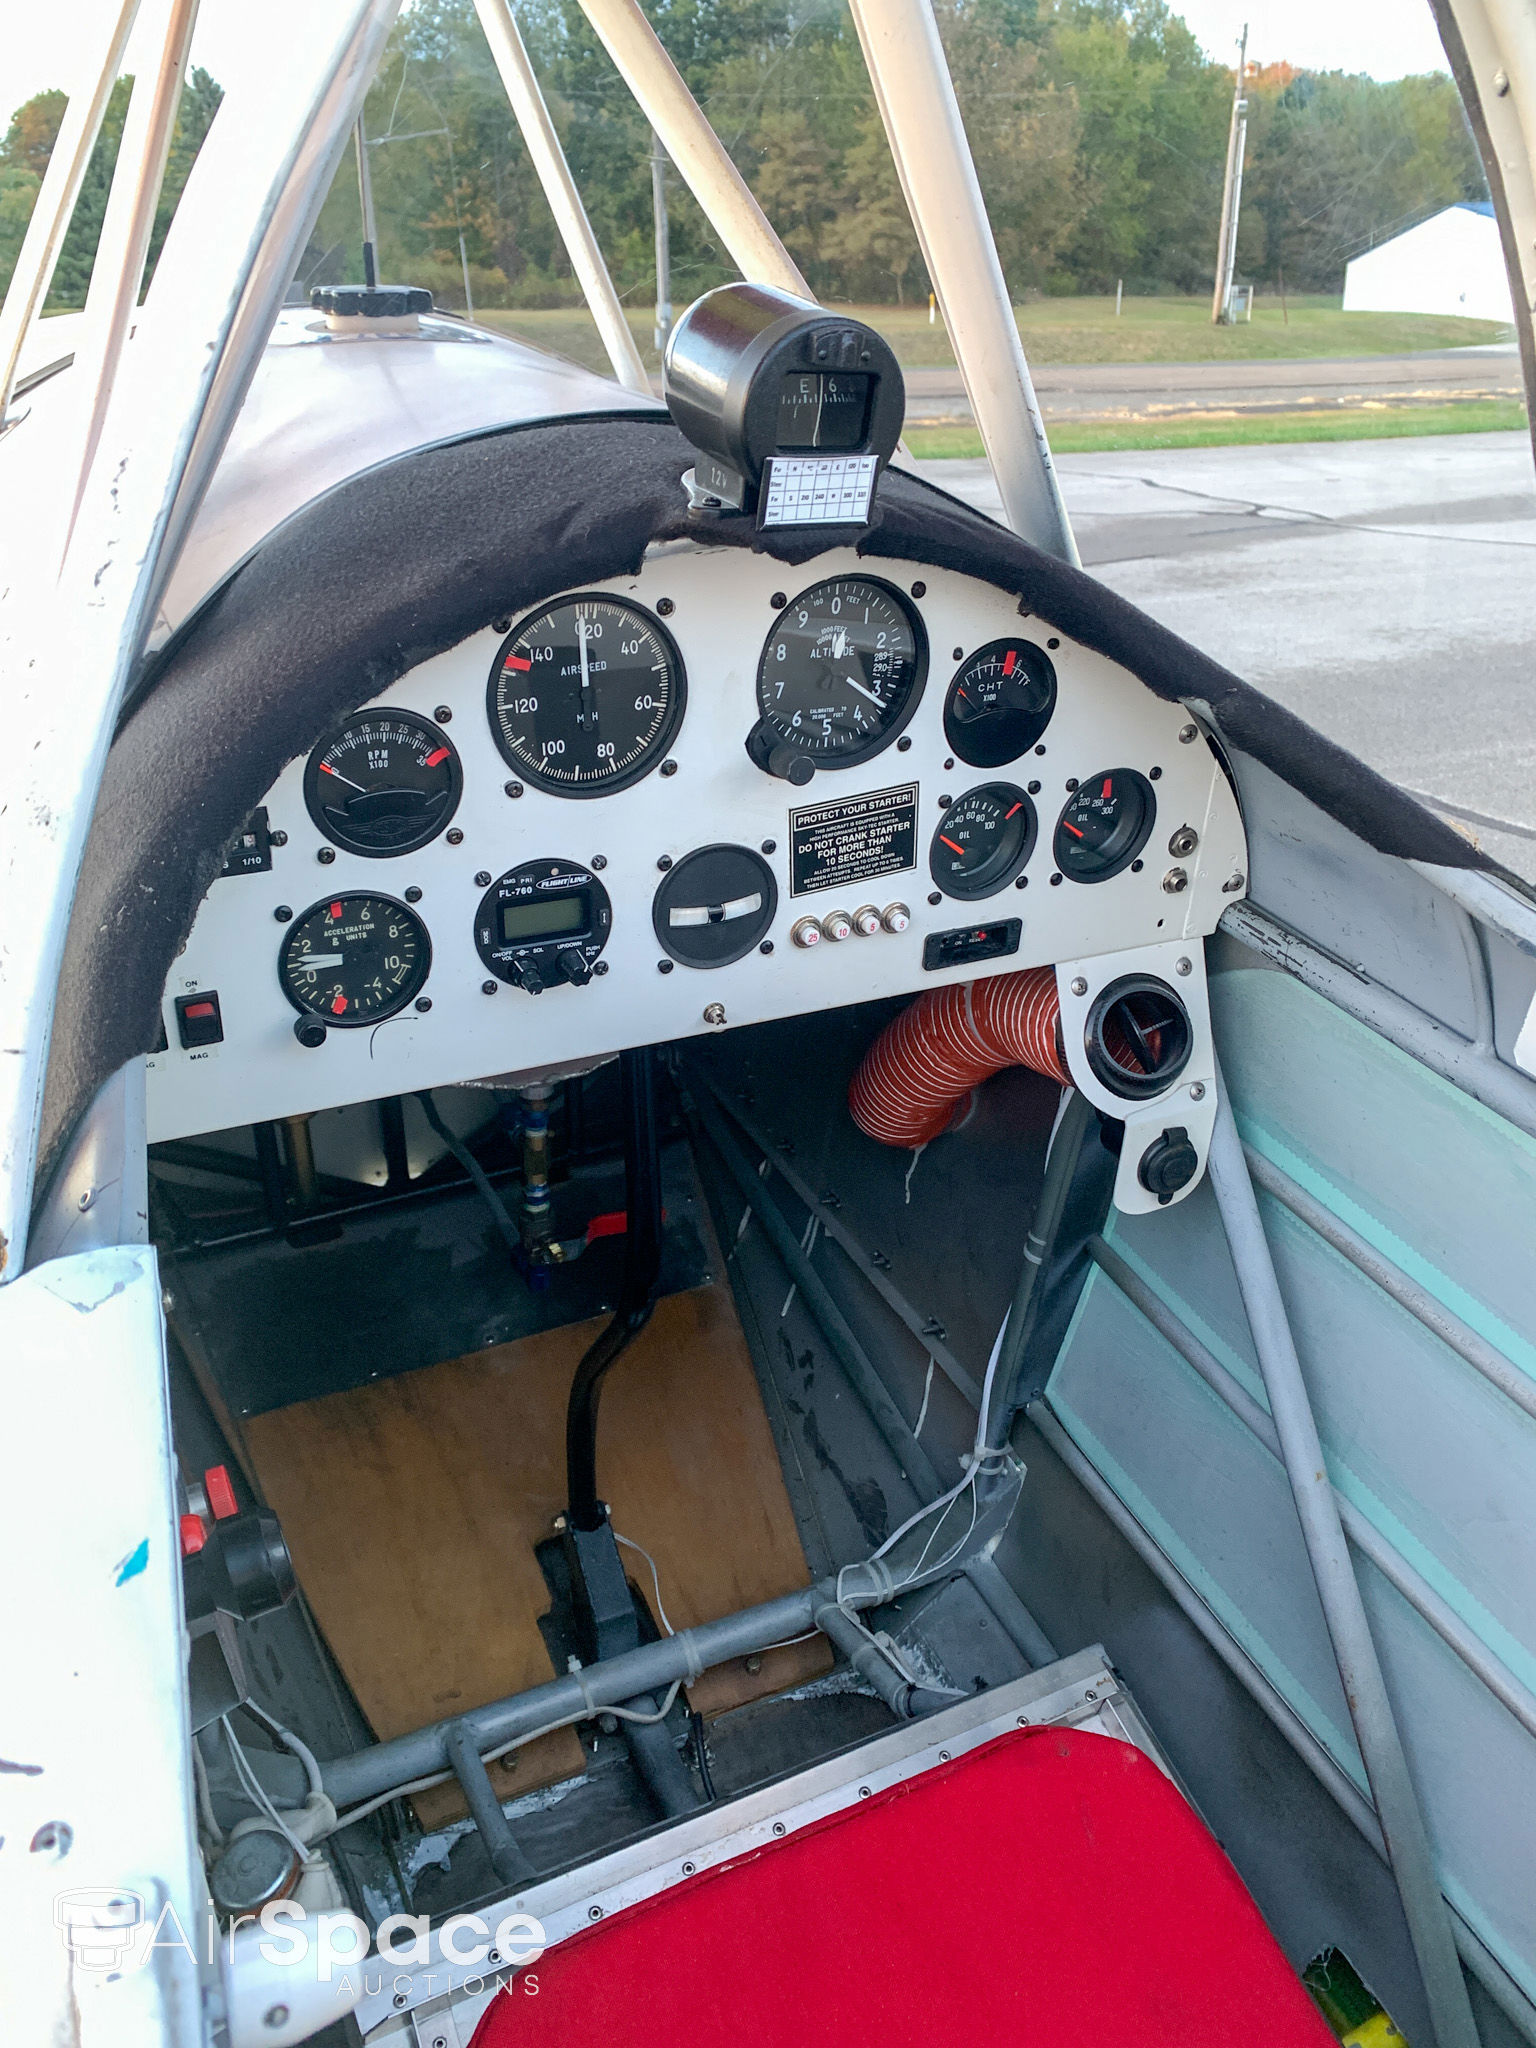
[2,1,1489,317]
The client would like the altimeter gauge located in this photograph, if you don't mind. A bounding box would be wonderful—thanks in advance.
[749,576,926,780]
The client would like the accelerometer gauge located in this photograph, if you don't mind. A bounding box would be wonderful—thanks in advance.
[653,845,777,968]
[750,577,925,778]
[303,709,462,856]
[930,784,1037,900]
[488,595,684,797]
[943,639,1057,769]
[1054,770,1156,883]
[475,859,612,993]
[279,894,430,1025]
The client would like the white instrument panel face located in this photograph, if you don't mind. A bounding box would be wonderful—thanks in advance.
[146,543,1247,1144]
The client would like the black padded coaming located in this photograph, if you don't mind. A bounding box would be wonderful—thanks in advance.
[43,412,1492,1184]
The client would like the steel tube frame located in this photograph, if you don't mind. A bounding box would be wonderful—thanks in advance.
[576,0,810,301]
[1208,1086,1481,2048]
[846,0,1077,562]
[473,0,651,394]
[0,0,142,425]
[1088,1232,1536,1746]
[1026,1400,1536,2045]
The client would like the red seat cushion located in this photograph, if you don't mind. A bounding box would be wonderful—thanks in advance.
[472,1724,1334,2048]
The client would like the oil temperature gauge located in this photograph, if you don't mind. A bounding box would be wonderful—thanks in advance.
[943,639,1056,768]
[929,784,1037,900]
[1054,769,1156,882]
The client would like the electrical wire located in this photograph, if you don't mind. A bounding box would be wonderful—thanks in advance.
[241,1697,325,1800]
[192,1740,224,1848]
[613,1531,675,1636]
[220,1718,311,1862]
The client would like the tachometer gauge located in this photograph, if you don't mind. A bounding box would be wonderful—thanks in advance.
[752,577,925,773]
[943,639,1056,768]
[488,595,685,796]
[279,894,430,1026]
[304,710,462,856]
[1053,770,1156,882]
[930,784,1037,899]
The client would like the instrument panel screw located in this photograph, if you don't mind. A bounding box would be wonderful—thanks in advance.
[1035,743,1047,756]
[938,1750,951,1762]
[1071,977,1088,996]
[1047,637,1060,650]
[404,885,423,902]
[415,997,432,1012]
[1064,777,1078,793]
[858,1785,872,1798]
[492,617,511,633]
[1050,873,1063,886]
[594,961,609,975]
[911,581,926,599]
[475,870,492,887]
[682,1861,697,1875]
[274,905,293,922]
[591,855,608,870]
[658,960,674,974]
[761,839,776,855]
[952,646,963,660]
[1175,956,1192,976]
[897,735,913,751]
[772,1822,786,1837]
[660,759,679,777]
[269,829,288,847]
[1162,868,1189,894]
[760,940,774,955]
[657,854,673,871]
[938,793,951,809]
[1179,723,1199,743]
[588,1906,604,1921]
[1189,1082,1206,1101]
[482,980,498,995]
[317,847,335,864]
[263,2008,290,2031]
[656,597,675,616]
[928,891,942,906]
[1014,875,1028,889]
[944,757,955,771]
[1130,859,1144,873]
[434,705,453,723]
[504,781,524,799]
[446,827,464,845]
[770,591,787,609]
[1222,871,1246,893]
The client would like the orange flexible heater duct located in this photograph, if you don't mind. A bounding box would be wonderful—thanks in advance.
[849,967,1072,1149]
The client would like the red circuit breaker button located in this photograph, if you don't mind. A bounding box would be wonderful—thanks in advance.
[174,992,224,1049]
[204,1465,239,1520]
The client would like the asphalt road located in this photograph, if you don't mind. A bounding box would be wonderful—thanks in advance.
[904,346,1524,422]
[915,430,1536,881]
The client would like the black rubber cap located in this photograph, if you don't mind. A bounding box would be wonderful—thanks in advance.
[1138,1125,1200,1200]
[310,284,434,318]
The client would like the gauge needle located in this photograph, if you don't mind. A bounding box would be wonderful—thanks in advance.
[844,673,884,709]
[940,835,966,856]
[831,627,848,660]
[299,952,344,965]
[319,762,367,793]
[578,618,595,724]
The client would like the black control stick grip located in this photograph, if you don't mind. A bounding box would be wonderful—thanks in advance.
[745,719,815,786]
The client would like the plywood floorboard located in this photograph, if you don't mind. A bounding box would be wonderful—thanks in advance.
[245,1283,829,1821]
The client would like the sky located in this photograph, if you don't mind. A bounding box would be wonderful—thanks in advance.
[2,0,1451,127]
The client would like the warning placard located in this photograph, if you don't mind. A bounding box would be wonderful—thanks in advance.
[789,782,918,898]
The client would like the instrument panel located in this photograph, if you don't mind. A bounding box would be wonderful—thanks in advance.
[146,541,1247,1163]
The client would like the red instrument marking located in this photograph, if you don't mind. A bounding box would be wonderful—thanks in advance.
[504,654,533,672]
[1005,803,1022,818]
[1062,821,1085,838]
[319,760,339,777]
[1002,649,1016,676]
[329,901,343,919]
[940,835,966,856]
[424,746,451,767]
[1101,777,1113,799]
[331,994,347,1014]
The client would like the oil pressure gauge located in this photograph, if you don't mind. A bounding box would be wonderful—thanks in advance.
[930,784,1037,900]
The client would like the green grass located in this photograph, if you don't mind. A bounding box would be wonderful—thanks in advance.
[906,399,1529,457]
[476,296,1511,377]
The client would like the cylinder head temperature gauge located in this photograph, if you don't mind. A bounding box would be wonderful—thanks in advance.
[279,894,431,1026]
[943,640,1056,768]
[304,710,462,856]
[929,784,1037,900]
[1054,770,1156,882]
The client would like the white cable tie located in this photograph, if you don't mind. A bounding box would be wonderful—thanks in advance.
[679,1629,705,1684]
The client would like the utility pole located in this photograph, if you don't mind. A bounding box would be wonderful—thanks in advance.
[354,116,379,287]
[1211,24,1248,324]
[650,130,671,358]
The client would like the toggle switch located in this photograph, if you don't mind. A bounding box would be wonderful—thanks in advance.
[175,992,224,1049]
